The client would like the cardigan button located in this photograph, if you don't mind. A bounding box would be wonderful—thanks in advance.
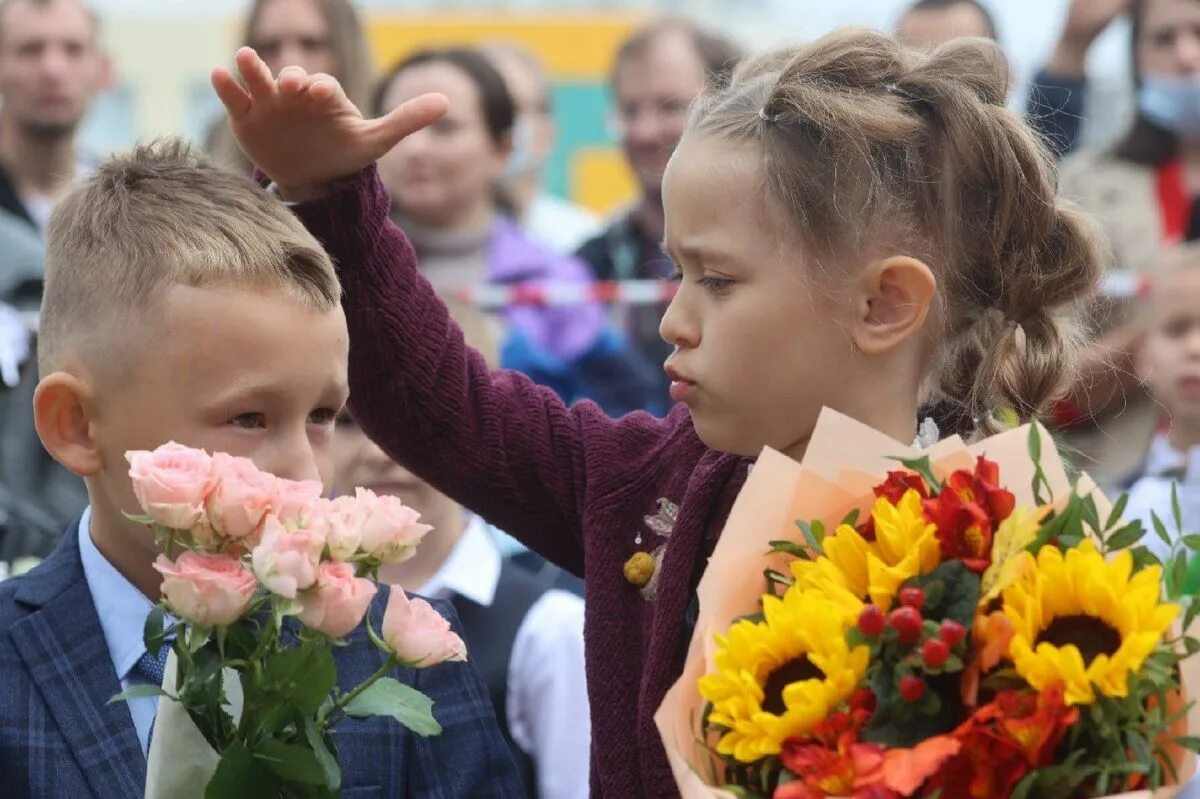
[623,551,655,587]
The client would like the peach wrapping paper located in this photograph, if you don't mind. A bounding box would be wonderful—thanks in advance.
[655,408,1200,799]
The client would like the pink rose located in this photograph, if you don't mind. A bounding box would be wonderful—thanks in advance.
[322,495,365,561]
[126,443,214,530]
[273,478,325,527]
[380,587,467,667]
[356,488,432,564]
[154,551,257,627]
[250,515,325,598]
[297,561,378,638]
[206,453,277,541]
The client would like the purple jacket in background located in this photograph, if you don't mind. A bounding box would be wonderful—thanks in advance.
[487,216,605,364]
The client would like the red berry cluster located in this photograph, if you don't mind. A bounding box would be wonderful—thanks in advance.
[855,587,968,704]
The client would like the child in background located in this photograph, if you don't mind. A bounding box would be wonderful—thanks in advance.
[1121,252,1200,562]
[334,298,588,799]
[215,29,1102,797]
[0,141,520,797]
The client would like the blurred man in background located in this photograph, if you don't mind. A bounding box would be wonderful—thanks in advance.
[0,0,106,568]
[895,0,1129,160]
[576,18,740,413]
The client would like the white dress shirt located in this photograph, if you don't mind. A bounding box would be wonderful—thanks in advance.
[419,517,590,799]
[78,506,169,757]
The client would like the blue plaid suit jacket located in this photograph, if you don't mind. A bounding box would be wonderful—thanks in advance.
[0,521,525,798]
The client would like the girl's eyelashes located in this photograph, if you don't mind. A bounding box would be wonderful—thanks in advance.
[698,276,734,292]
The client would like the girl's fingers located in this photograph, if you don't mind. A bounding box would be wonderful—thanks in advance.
[235,47,275,99]
[305,74,343,105]
[368,93,449,151]
[210,67,252,118]
[277,65,309,97]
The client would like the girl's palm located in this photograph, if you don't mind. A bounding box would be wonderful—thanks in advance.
[211,48,448,199]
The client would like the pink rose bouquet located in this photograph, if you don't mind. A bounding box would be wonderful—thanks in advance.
[115,442,459,798]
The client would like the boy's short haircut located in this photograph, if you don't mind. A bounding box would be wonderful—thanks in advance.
[38,138,340,376]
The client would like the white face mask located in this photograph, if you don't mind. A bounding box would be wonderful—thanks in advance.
[504,115,536,178]
[1139,75,1200,138]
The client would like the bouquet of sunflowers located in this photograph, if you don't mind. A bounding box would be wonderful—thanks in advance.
[656,410,1200,799]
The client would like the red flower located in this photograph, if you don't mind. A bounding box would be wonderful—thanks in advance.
[921,457,1015,573]
[923,686,1078,799]
[861,472,932,540]
[780,708,897,799]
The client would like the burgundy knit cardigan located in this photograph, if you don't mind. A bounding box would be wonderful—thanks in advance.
[293,167,751,797]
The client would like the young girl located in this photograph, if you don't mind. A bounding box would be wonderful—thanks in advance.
[213,28,1102,797]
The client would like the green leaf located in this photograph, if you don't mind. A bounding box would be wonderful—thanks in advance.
[1176,736,1200,752]
[795,520,825,557]
[887,455,940,495]
[263,643,337,715]
[1106,492,1131,532]
[1173,482,1185,535]
[911,561,980,629]
[1172,551,1190,601]
[222,621,258,661]
[1107,523,1146,551]
[144,604,167,657]
[1079,495,1101,538]
[107,684,170,705]
[767,539,808,559]
[1153,512,1173,550]
[343,677,442,737]
[1182,535,1200,552]
[304,717,342,791]
[253,740,326,786]
[205,742,280,799]
[841,508,861,528]
[187,625,212,655]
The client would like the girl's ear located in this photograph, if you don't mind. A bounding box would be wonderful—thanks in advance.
[851,255,937,356]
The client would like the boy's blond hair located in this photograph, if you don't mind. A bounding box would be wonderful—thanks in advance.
[39,138,340,376]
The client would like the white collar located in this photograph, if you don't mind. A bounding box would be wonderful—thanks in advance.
[77,506,158,682]
[417,516,501,607]
[1145,433,1188,477]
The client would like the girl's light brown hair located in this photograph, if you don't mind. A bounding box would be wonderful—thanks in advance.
[689,28,1102,437]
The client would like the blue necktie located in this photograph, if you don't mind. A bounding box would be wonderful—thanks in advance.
[134,645,169,687]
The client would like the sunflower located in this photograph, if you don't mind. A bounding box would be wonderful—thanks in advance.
[1003,539,1179,706]
[791,488,941,612]
[699,588,870,763]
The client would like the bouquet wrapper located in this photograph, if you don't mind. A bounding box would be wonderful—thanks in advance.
[655,408,1200,798]
[144,650,244,799]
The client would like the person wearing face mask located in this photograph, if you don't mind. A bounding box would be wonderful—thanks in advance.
[375,46,661,416]
[1058,0,1200,484]
[482,42,601,255]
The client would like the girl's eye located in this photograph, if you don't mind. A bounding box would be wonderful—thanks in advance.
[230,413,266,430]
[698,276,734,292]
[309,408,340,426]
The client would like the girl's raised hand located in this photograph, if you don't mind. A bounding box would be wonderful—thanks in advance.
[211,47,449,202]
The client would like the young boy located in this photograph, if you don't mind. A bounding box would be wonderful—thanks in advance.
[1123,252,1200,563]
[0,140,521,797]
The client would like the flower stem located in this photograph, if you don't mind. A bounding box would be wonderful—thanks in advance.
[320,654,397,728]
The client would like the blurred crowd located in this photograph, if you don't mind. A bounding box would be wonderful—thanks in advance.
[4,0,1200,795]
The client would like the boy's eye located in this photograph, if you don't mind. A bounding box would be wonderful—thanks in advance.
[230,412,265,430]
[309,408,339,426]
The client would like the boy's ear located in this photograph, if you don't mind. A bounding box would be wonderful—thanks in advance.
[33,371,103,477]
[851,255,937,356]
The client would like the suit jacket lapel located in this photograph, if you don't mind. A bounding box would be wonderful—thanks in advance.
[9,522,146,796]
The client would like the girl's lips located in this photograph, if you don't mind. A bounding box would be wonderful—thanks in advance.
[669,380,696,402]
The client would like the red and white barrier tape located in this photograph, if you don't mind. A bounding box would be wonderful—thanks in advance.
[448,273,1150,310]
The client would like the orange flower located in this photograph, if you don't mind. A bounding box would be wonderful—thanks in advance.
[880,736,962,796]
[923,686,1078,799]
[779,700,895,799]
[921,457,1015,573]
[961,610,1016,706]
